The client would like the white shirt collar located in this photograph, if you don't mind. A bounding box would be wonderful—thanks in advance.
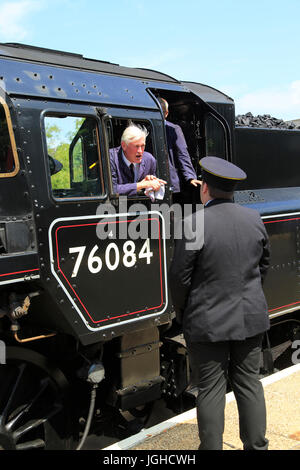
[122,151,132,167]
[122,151,139,181]
[205,199,213,206]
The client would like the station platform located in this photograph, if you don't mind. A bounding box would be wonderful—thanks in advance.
[104,363,300,451]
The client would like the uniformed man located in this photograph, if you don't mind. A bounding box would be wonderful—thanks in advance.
[170,156,270,450]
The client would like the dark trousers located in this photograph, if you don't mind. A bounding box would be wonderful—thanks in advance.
[187,334,268,450]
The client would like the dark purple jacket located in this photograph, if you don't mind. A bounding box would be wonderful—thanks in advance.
[109,146,157,196]
[165,120,197,193]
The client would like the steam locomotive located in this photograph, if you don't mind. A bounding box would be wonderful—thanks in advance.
[0,43,299,450]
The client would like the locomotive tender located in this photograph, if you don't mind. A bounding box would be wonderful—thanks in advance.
[0,43,299,450]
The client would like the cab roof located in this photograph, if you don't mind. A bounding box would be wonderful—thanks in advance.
[0,43,233,107]
[0,42,179,83]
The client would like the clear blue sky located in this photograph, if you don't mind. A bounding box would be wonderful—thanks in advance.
[1,0,300,120]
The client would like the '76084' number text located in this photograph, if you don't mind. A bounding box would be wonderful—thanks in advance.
[69,238,153,278]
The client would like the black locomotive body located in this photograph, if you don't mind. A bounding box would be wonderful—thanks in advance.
[234,127,300,321]
[0,43,299,450]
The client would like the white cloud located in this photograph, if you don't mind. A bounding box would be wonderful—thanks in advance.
[0,1,42,41]
[122,48,189,75]
[235,81,300,121]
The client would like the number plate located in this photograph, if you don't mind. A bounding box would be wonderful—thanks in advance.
[49,212,168,330]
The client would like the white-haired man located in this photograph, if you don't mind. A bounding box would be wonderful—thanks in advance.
[109,124,166,196]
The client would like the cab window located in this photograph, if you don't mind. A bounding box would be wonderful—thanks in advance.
[45,115,104,199]
[0,100,19,177]
[205,113,227,159]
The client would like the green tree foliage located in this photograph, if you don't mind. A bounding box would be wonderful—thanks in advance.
[45,118,85,190]
[51,143,70,189]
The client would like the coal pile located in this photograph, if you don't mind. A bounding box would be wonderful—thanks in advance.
[235,112,300,129]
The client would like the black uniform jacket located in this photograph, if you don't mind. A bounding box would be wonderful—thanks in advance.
[169,199,270,342]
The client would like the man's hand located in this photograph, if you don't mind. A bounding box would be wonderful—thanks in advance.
[137,176,167,192]
[190,179,202,187]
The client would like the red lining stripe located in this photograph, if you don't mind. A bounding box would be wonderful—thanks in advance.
[264,217,300,224]
[269,301,300,313]
[0,268,39,278]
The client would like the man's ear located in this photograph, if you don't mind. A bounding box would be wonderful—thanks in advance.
[121,141,127,152]
[202,181,209,194]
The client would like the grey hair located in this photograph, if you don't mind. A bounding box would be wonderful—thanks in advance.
[121,123,148,145]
